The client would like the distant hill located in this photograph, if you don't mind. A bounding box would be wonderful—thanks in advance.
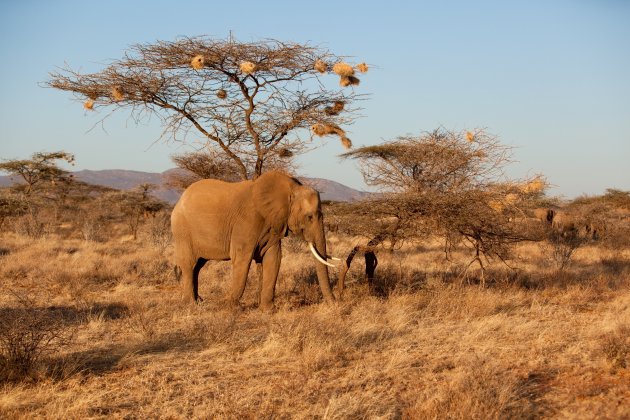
[0,169,368,204]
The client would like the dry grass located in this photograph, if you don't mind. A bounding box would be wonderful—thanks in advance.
[1,229,629,418]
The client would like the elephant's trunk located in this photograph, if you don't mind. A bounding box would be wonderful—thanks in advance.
[313,225,335,303]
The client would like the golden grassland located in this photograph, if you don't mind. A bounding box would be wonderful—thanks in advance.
[1,230,629,418]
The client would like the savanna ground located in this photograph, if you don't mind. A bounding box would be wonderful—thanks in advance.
[1,222,630,419]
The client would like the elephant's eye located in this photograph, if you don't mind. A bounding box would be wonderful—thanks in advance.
[307,214,313,221]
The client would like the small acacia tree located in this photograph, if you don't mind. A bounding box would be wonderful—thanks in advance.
[334,129,545,288]
[49,37,368,179]
[102,183,167,240]
[0,152,75,195]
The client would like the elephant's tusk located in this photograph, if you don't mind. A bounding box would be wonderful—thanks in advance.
[309,243,336,268]
[328,256,342,262]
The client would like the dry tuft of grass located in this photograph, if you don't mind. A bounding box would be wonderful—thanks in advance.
[83,99,94,110]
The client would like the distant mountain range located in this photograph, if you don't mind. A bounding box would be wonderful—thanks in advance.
[0,169,369,204]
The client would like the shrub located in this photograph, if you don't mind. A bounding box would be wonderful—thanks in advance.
[0,305,75,382]
[543,229,587,271]
[601,324,630,370]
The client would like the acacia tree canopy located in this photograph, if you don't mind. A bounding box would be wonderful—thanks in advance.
[0,151,75,194]
[337,129,547,271]
[48,37,367,180]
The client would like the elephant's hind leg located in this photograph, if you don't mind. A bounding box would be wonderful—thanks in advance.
[260,244,281,311]
[192,258,208,302]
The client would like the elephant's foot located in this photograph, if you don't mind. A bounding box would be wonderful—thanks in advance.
[259,300,275,313]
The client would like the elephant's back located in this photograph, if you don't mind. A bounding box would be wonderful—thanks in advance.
[174,179,251,215]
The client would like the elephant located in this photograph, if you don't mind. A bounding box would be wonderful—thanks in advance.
[552,211,594,238]
[533,207,556,225]
[552,211,576,231]
[171,171,338,310]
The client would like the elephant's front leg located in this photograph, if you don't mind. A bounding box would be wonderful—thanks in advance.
[260,243,281,311]
[228,248,255,307]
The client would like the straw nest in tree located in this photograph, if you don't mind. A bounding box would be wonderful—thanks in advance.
[314,59,327,73]
[522,178,545,194]
[324,101,345,115]
[111,86,124,101]
[216,89,227,99]
[505,193,519,204]
[333,62,355,77]
[83,99,95,110]
[466,131,475,142]
[240,61,257,74]
[311,123,352,149]
[191,55,205,70]
[277,148,294,158]
[356,62,369,73]
[340,76,360,87]
[488,200,504,212]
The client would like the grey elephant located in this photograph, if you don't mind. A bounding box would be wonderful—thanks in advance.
[171,171,338,310]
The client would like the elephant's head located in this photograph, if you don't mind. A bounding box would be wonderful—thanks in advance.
[253,171,336,302]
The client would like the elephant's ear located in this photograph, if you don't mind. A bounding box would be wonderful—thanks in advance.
[252,172,293,235]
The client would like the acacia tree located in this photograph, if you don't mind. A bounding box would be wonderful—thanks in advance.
[102,183,167,240]
[48,37,367,179]
[333,129,545,289]
[0,152,75,195]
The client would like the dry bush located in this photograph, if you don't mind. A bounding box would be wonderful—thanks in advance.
[600,324,630,369]
[144,211,172,251]
[12,210,48,238]
[0,302,75,383]
[0,191,29,230]
[543,229,587,271]
[80,215,105,242]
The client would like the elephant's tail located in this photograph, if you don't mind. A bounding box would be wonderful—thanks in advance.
[173,265,182,282]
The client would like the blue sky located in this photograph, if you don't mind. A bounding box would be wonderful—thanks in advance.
[0,0,628,197]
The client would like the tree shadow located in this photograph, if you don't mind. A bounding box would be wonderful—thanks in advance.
[0,302,130,327]
[50,331,206,377]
